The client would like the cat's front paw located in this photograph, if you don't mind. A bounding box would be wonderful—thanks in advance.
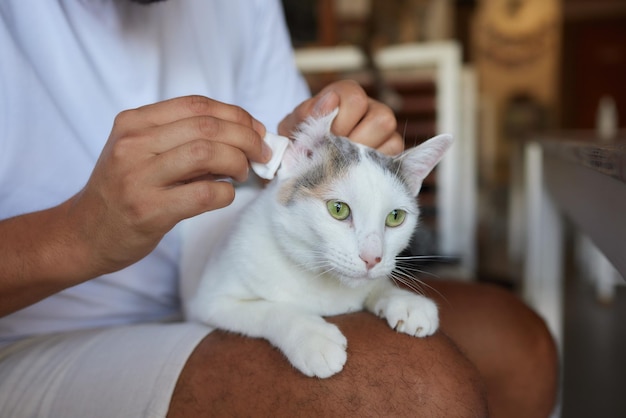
[374,293,439,337]
[284,321,347,379]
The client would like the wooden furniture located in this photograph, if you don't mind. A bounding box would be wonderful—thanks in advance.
[374,42,477,277]
[524,136,626,348]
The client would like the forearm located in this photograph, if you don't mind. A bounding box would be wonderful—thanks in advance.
[0,97,270,317]
[0,196,97,316]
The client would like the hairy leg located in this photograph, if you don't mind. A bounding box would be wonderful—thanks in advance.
[168,311,488,417]
[168,280,557,417]
[424,280,559,418]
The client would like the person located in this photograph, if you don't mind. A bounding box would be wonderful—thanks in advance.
[0,1,557,417]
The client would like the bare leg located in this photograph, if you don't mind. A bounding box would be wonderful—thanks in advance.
[168,280,558,417]
[425,280,559,418]
[168,311,488,417]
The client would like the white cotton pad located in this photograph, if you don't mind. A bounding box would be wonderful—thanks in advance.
[251,132,290,180]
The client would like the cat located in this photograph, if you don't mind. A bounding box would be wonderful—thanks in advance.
[185,109,453,378]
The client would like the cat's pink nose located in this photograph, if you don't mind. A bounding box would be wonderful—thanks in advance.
[360,255,382,270]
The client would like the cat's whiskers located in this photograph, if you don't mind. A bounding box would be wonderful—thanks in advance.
[293,257,338,279]
[295,258,330,270]
[395,254,457,263]
[388,271,425,295]
[316,266,339,278]
[389,121,410,177]
[191,111,451,379]
[394,260,441,279]
[393,152,407,178]
[390,260,450,305]
[390,270,449,305]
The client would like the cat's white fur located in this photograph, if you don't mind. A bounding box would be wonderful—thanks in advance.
[185,110,453,378]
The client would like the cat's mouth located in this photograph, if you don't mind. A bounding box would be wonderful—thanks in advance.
[332,269,388,288]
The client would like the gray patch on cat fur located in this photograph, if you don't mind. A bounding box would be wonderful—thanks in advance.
[365,148,401,175]
[279,133,415,205]
[328,134,361,164]
[279,134,360,205]
[365,147,417,195]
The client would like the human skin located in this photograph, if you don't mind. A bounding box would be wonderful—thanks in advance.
[0,96,267,315]
[168,280,558,418]
[169,313,488,417]
[430,281,559,418]
[0,81,401,317]
[0,80,558,416]
[279,80,403,156]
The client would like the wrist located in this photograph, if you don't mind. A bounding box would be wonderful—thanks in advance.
[0,198,105,315]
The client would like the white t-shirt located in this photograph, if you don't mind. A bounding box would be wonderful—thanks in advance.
[0,0,309,342]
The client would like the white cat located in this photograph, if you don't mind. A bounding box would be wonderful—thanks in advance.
[184,110,453,378]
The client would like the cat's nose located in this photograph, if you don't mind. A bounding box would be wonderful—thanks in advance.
[360,254,382,270]
[360,232,383,270]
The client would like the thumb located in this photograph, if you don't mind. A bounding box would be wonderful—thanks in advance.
[278,90,339,137]
[312,90,339,115]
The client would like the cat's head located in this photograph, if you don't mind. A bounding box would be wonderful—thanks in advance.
[271,109,452,287]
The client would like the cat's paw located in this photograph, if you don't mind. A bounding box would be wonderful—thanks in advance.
[284,321,348,379]
[374,293,439,337]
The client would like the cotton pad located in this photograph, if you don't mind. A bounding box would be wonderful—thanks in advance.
[251,132,290,180]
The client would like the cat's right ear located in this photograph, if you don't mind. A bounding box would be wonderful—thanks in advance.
[396,134,453,196]
[277,108,339,179]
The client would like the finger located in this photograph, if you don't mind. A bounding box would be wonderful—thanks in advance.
[142,115,270,164]
[164,180,237,220]
[118,95,266,137]
[327,84,369,137]
[376,133,405,156]
[277,90,341,137]
[313,89,341,115]
[150,139,250,185]
[293,81,368,137]
[279,81,370,138]
[278,81,401,154]
[345,99,398,149]
[277,98,315,137]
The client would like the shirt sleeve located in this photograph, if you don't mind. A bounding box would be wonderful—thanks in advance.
[235,0,311,133]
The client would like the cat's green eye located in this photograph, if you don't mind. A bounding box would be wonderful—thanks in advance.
[386,209,406,227]
[327,200,351,221]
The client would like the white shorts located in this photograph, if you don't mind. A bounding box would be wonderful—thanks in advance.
[0,322,212,418]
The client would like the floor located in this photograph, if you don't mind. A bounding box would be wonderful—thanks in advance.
[561,275,626,417]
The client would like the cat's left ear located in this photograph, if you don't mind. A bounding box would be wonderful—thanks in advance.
[277,108,339,179]
[395,134,454,196]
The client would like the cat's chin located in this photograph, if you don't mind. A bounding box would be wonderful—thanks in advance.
[334,272,388,288]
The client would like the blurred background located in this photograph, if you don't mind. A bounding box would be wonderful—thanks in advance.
[280,0,626,416]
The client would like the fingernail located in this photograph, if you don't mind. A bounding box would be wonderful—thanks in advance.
[262,138,273,162]
[252,119,266,137]
[313,91,335,114]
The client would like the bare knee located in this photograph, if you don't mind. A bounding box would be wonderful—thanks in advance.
[426,280,559,418]
[474,284,559,417]
[332,313,489,417]
[169,312,488,417]
[429,280,558,369]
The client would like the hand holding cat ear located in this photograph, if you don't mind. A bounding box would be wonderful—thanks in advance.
[278,80,403,155]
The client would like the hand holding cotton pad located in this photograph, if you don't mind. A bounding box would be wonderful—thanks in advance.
[250,132,290,180]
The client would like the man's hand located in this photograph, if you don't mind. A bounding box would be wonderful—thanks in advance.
[0,95,271,317]
[70,95,270,274]
[278,80,403,155]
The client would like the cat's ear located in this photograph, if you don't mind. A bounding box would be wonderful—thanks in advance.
[395,134,453,196]
[277,108,339,178]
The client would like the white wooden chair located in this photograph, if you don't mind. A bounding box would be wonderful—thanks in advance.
[373,41,478,278]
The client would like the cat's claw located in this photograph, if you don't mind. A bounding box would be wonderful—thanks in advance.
[285,322,347,378]
[374,294,439,337]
